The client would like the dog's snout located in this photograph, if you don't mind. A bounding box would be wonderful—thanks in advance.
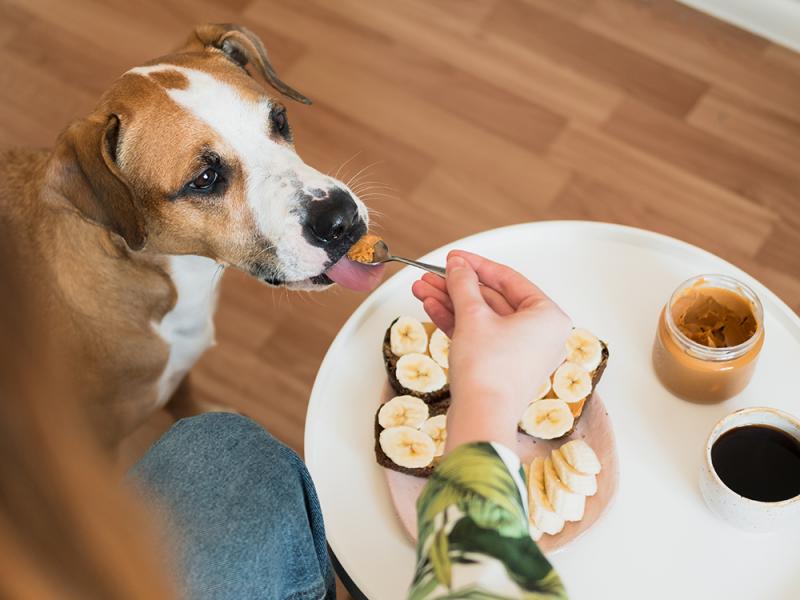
[305,189,359,243]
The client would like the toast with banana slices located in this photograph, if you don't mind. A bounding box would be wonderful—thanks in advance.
[375,319,611,476]
[374,395,450,478]
[519,330,609,441]
[383,317,451,404]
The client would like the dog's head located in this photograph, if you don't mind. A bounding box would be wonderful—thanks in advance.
[53,24,382,291]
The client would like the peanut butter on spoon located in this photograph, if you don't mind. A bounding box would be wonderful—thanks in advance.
[348,235,447,277]
[347,233,383,264]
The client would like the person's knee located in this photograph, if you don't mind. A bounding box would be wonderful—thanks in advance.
[172,412,265,443]
[129,413,331,600]
[181,412,299,468]
[131,412,306,495]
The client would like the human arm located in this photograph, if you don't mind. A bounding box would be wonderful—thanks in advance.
[407,252,572,599]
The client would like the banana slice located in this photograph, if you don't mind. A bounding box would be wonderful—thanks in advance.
[560,440,601,475]
[420,414,447,457]
[379,426,436,469]
[520,399,574,440]
[428,328,450,369]
[529,522,543,542]
[378,395,429,429]
[390,316,429,356]
[534,376,552,400]
[552,361,592,403]
[551,448,597,496]
[543,456,585,522]
[396,353,447,393]
[565,328,603,372]
[528,457,565,535]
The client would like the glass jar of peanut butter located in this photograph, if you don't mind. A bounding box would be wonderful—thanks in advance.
[652,274,764,404]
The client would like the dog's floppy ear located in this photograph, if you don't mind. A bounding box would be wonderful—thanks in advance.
[55,114,147,251]
[185,23,311,105]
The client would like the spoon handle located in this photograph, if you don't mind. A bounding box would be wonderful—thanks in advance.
[388,256,447,278]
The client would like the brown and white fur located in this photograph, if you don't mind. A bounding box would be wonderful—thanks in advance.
[0,25,370,446]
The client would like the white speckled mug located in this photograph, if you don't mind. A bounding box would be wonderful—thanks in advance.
[699,407,800,532]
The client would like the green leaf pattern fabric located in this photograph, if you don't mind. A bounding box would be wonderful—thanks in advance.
[409,443,567,599]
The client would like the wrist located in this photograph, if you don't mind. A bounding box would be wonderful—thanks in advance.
[451,383,524,414]
[445,387,522,453]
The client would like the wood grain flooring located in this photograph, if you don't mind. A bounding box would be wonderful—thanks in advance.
[1,3,798,591]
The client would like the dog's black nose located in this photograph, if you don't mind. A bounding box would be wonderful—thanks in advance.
[305,189,359,243]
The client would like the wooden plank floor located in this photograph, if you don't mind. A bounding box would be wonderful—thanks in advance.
[2,1,798,595]
[2,0,799,576]
[3,0,800,448]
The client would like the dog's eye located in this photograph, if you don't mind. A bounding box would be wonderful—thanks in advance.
[271,106,289,137]
[189,168,219,191]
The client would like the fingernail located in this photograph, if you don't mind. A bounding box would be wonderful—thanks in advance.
[447,256,466,271]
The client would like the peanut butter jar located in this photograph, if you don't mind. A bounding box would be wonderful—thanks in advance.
[652,274,764,404]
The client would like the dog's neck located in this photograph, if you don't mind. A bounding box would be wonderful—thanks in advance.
[153,253,222,403]
[28,161,224,428]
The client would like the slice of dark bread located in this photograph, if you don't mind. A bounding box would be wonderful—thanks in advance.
[590,341,610,392]
[375,397,450,478]
[383,319,451,404]
[518,340,610,439]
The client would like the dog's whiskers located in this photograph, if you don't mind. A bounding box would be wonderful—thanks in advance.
[333,151,362,181]
[299,289,324,307]
[345,160,382,190]
[281,284,290,307]
[350,184,396,195]
[250,244,277,264]
[210,263,226,292]
[357,189,398,197]
[358,192,400,203]
[350,179,396,191]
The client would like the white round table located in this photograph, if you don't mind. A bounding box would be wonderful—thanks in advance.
[305,222,800,599]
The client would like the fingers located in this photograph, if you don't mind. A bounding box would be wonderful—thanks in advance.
[412,279,454,312]
[422,298,454,337]
[419,272,447,293]
[480,285,515,316]
[448,250,549,309]
[415,273,514,316]
[445,256,486,316]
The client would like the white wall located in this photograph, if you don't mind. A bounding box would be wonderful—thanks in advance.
[678,0,800,52]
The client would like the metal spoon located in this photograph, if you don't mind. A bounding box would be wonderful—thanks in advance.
[367,239,446,277]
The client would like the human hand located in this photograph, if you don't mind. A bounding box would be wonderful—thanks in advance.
[411,251,572,450]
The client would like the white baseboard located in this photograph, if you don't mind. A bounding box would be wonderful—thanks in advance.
[678,0,800,52]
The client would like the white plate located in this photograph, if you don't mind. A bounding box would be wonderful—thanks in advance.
[306,221,800,600]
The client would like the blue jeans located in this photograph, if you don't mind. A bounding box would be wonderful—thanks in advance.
[128,413,336,600]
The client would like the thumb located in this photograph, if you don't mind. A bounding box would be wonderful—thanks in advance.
[446,255,486,315]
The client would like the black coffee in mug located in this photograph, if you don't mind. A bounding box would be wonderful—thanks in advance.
[711,425,800,502]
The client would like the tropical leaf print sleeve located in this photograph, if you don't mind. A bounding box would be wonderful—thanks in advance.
[409,442,567,600]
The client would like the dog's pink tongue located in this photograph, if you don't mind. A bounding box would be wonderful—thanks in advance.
[325,257,385,292]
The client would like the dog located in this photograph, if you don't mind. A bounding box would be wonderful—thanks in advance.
[0,24,383,446]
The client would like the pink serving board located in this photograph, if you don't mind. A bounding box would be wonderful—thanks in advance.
[381,381,619,554]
